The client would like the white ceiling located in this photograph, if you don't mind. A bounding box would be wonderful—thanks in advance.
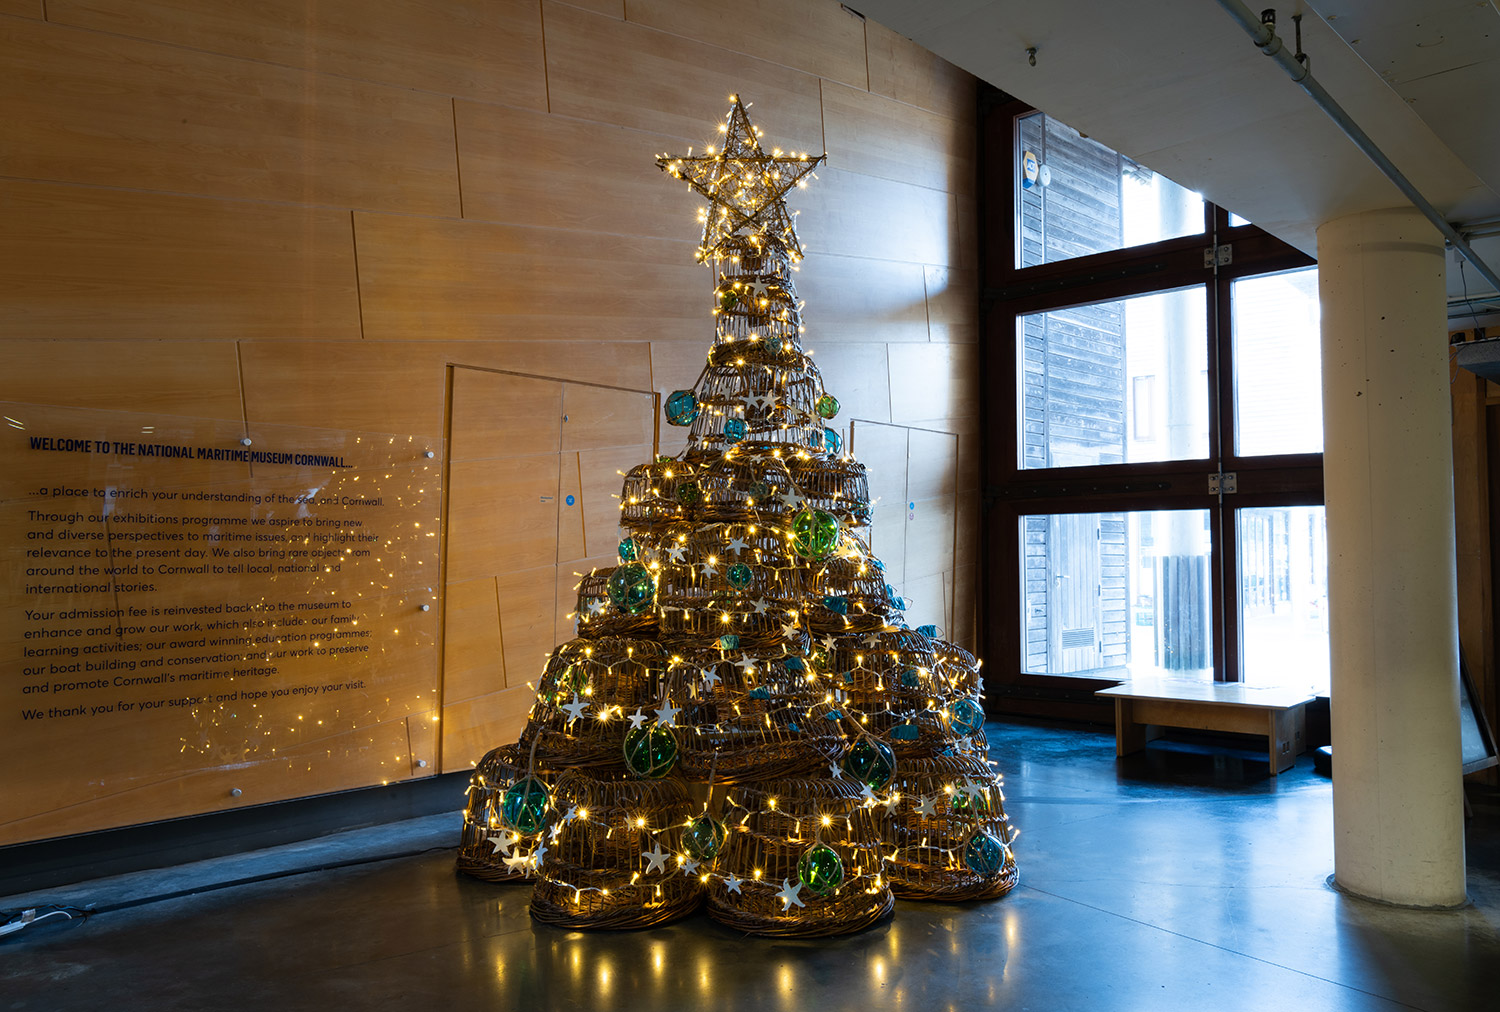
[851,0,1500,312]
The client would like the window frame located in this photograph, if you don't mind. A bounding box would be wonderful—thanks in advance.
[978,92,1320,720]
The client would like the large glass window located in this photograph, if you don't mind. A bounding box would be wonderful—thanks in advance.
[1238,506,1329,693]
[1016,112,1204,269]
[982,94,1323,705]
[1233,268,1323,456]
[1022,510,1213,679]
[1019,287,1208,469]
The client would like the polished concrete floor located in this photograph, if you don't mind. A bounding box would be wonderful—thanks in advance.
[4,719,1498,1011]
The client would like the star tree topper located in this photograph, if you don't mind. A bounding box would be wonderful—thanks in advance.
[657,95,826,263]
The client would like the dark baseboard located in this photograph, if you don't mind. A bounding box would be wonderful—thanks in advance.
[0,771,470,899]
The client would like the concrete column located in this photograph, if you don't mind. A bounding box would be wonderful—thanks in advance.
[1319,206,1466,907]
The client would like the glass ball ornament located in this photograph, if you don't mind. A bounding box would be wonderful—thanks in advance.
[796,843,845,897]
[607,563,655,614]
[617,536,639,562]
[718,633,740,650]
[899,667,922,688]
[825,428,842,457]
[724,418,746,443]
[963,832,1008,875]
[807,429,823,449]
[842,737,896,791]
[674,481,701,506]
[719,289,739,312]
[500,777,549,834]
[623,725,678,778]
[951,697,985,736]
[665,390,699,426]
[748,479,772,501]
[726,562,754,589]
[791,508,840,559]
[683,813,728,861]
[815,394,840,419]
[822,595,848,615]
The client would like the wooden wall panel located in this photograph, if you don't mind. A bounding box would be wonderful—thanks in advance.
[865,19,976,123]
[924,266,980,344]
[624,0,868,90]
[0,19,460,214]
[888,344,980,425]
[444,341,655,394]
[799,254,931,344]
[238,342,447,438]
[0,182,360,342]
[456,101,697,237]
[558,453,588,563]
[822,81,975,196]
[354,213,703,343]
[48,0,548,108]
[561,385,654,451]
[559,0,624,18]
[442,577,505,704]
[800,167,963,266]
[543,1,825,145]
[0,0,43,17]
[446,456,562,584]
[577,445,653,559]
[495,565,562,686]
[449,371,563,461]
[0,339,244,419]
[806,343,892,426]
[441,686,534,772]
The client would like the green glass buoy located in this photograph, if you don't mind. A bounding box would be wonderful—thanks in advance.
[797,843,845,897]
[726,562,753,589]
[748,480,772,501]
[607,562,655,614]
[951,697,985,736]
[683,813,728,861]
[790,508,839,559]
[675,481,701,506]
[842,737,895,791]
[623,725,677,778]
[617,536,639,562]
[815,394,840,419]
[963,832,1007,875]
[500,777,549,834]
[719,289,739,311]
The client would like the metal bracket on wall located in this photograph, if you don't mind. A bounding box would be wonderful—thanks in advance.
[1203,243,1233,268]
[1208,471,1238,494]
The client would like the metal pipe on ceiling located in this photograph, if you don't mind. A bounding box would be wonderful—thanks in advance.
[1212,0,1500,295]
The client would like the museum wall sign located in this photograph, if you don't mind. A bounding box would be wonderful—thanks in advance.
[2,402,443,845]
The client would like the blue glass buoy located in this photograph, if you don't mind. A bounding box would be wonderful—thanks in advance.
[822,595,848,615]
[963,832,1007,875]
[618,536,639,562]
[724,418,746,443]
[718,633,740,650]
[951,697,984,736]
[916,624,937,638]
[665,390,698,426]
[825,428,842,457]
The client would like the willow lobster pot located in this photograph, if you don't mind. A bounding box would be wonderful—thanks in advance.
[824,629,938,742]
[620,459,699,534]
[456,744,552,883]
[655,521,808,650]
[879,753,1017,902]
[519,638,668,768]
[530,769,701,929]
[788,455,870,527]
[804,552,899,635]
[670,647,845,782]
[705,777,893,937]
[687,450,799,524]
[574,565,661,639]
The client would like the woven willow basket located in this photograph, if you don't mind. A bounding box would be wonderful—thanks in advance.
[669,647,845,783]
[620,459,698,534]
[804,554,898,635]
[932,638,983,699]
[655,521,807,649]
[573,565,661,639]
[456,743,552,883]
[519,637,668,768]
[705,776,894,937]
[530,768,702,930]
[823,629,938,740]
[880,753,1018,902]
[788,455,870,526]
[691,450,797,523]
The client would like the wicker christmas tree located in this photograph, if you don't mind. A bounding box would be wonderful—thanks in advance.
[458,97,1015,933]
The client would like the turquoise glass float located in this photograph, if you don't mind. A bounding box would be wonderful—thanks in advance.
[665,390,699,426]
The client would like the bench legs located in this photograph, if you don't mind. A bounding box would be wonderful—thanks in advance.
[1114,699,1162,756]
[1114,697,1308,775]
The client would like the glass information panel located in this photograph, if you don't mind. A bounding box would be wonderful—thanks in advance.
[1,402,443,845]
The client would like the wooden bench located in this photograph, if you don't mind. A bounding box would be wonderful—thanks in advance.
[1095,678,1314,774]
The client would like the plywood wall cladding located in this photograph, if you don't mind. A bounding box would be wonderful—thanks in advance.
[0,182,361,342]
[46,0,548,108]
[0,0,981,841]
[0,18,460,214]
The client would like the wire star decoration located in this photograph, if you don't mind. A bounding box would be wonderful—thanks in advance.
[657,95,826,263]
